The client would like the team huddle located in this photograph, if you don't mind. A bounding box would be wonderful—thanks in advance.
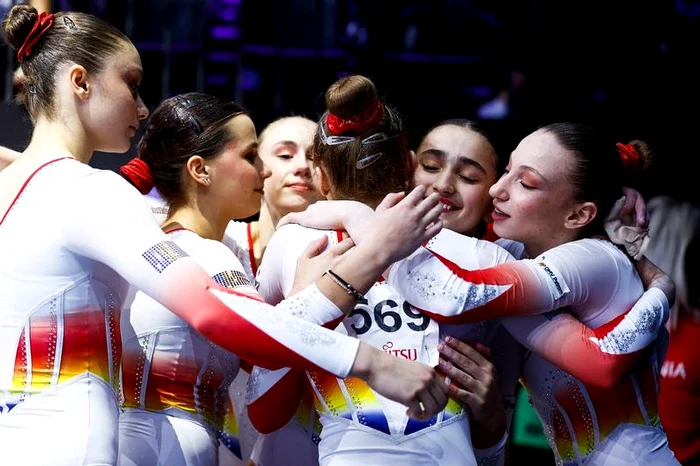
[0,4,683,466]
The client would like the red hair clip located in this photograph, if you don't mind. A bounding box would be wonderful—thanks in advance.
[326,99,384,136]
[616,142,640,174]
[17,12,55,62]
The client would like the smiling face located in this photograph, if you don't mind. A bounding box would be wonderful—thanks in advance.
[82,44,149,153]
[413,124,499,236]
[258,117,324,216]
[489,128,582,255]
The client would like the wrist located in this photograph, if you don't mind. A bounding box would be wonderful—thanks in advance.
[353,241,393,272]
[350,343,382,380]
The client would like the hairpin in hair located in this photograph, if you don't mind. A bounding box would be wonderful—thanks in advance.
[63,16,77,30]
[173,97,203,135]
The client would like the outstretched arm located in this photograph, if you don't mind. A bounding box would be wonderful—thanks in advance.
[61,170,448,418]
[500,286,669,388]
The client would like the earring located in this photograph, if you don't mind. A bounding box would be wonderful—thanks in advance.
[203,177,210,184]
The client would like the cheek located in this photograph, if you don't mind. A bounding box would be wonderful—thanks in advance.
[413,170,435,190]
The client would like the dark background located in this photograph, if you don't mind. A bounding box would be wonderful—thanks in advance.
[2,1,700,206]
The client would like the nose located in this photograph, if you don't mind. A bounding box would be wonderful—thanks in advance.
[489,173,508,201]
[137,96,149,121]
[258,157,271,180]
[432,172,455,196]
[292,152,311,178]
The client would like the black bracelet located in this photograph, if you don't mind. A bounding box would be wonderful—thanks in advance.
[324,269,365,300]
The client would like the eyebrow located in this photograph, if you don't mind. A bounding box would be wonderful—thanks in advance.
[520,165,548,182]
[420,148,486,175]
[273,140,298,149]
[125,63,143,74]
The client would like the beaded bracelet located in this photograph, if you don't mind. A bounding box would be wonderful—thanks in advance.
[323,269,365,300]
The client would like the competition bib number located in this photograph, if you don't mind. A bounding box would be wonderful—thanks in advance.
[348,298,430,335]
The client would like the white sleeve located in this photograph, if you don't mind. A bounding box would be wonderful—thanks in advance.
[500,287,669,387]
[256,224,302,305]
[58,170,359,377]
[391,235,629,323]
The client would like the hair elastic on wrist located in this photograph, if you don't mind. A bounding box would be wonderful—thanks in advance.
[323,269,364,299]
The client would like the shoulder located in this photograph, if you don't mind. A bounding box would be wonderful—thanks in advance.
[538,238,634,279]
[495,238,526,259]
[268,223,338,254]
[222,220,250,253]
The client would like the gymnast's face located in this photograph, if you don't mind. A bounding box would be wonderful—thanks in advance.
[489,129,581,255]
[79,44,149,153]
[258,117,323,219]
[413,124,498,236]
[206,115,269,220]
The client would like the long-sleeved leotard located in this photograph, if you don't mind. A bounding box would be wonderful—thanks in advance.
[119,228,280,466]
[390,231,678,465]
[0,158,360,466]
[143,188,260,465]
[388,230,669,382]
[250,225,671,466]
[251,224,526,466]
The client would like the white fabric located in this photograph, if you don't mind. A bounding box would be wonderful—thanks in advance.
[0,159,361,465]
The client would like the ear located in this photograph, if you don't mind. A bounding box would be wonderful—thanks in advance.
[564,201,597,230]
[313,166,331,197]
[186,155,211,187]
[69,64,90,101]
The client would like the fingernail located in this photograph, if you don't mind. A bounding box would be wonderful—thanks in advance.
[437,343,444,352]
[445,336,453,344]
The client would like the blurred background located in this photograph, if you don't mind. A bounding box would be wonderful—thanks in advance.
[1,0,700,205]
[2,2,699,464]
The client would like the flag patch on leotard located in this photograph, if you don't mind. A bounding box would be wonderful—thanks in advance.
[212,270,253,290]
[142,241,188,273]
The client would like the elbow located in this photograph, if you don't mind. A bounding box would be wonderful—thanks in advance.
[578,362,626,388]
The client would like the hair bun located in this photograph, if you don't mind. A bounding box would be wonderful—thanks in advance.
[2,4,38,50]
[120,158,154,195]
[325,75,379,118]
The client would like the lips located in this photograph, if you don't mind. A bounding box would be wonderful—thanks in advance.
[439,198,458,212]
[491,206,510,221]
[287,182,313,192]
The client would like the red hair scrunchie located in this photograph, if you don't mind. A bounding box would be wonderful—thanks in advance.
[17,12,55,62]
[120,158,154,195]
[616,142,640,175]
[326,99,384,135]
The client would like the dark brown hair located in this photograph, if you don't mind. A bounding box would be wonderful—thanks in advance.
[2,5,131,120]
[312,75,412,206]
[541,122,653,235]
[129,93,247,209]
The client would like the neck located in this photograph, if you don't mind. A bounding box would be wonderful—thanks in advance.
[25,116,93,164]
[166,197,228,241]
[257,201,277,255]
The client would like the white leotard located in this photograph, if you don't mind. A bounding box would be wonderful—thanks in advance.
[389,232,678,466]
[252,224,522,466]
[142,188,259,465]
[0,158,361,466]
